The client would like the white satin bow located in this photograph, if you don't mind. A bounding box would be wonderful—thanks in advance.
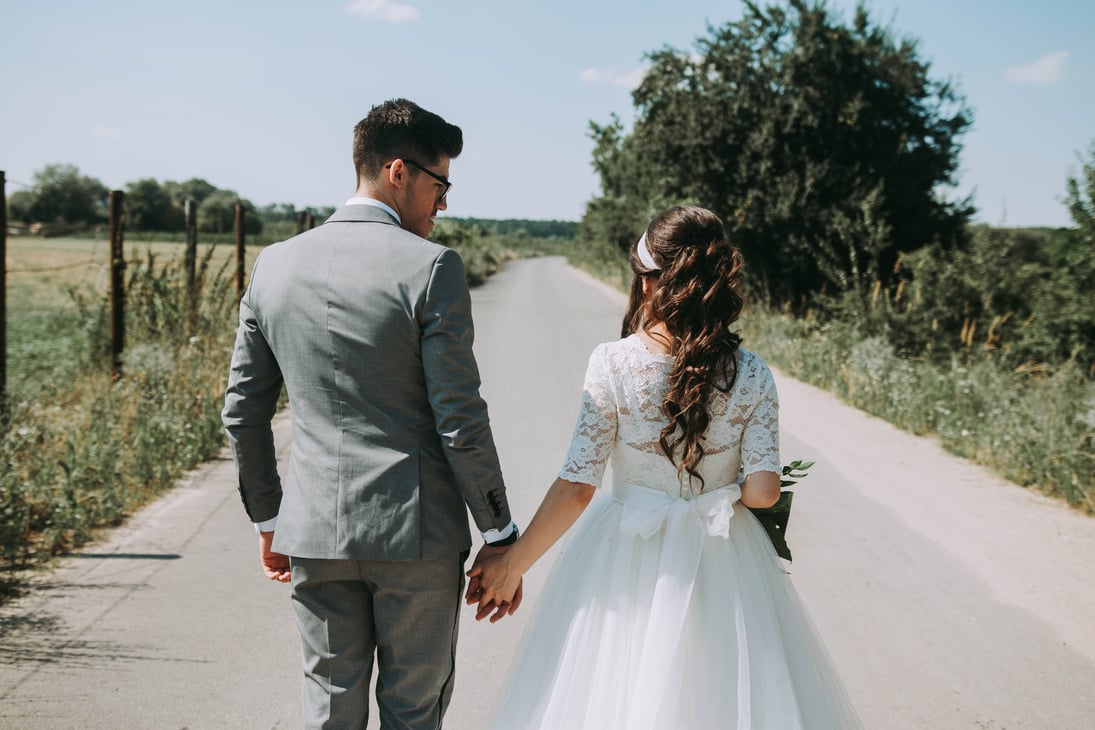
[615,480,741,540]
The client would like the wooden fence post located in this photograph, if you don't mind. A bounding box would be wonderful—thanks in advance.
[1,171,7,409]
[184,198,197,291]
[307,213,315,230]
[235,202,246,299]
[297,211,308,235]
[109,190,126,381]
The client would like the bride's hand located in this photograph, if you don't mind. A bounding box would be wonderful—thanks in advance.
[467,554,524,622]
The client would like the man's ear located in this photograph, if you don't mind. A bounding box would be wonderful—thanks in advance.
[387,159,406,190]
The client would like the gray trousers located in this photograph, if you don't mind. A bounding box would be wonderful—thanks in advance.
[290,553,467,730]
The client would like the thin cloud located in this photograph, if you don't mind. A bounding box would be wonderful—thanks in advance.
[579,65,648,90]
[344,0,420,23]
[1006,51,1068,84]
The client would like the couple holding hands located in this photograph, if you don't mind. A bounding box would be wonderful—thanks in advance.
[222,98,861,729]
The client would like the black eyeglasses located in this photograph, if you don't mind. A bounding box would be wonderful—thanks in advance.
[389,159,452,201]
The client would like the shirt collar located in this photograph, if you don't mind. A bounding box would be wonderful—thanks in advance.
[345,197,400,224]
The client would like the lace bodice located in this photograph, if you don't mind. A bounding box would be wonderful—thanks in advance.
[559,335,780,496]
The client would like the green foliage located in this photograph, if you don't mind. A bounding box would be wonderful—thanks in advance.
[842,224,1095,373]
[578,114,678,257]
[125,178,185,233]
[430,220,503,286]
[7,167,282,240]
[1065,141,1095,241]
[741,310,1095,512]
[197,189,263,235]
[448,217,578,240]
[580,0,972,307]
[7,164,109,230]
[0,248,238,581]
[7,188,36,224]
[779,459,814,489]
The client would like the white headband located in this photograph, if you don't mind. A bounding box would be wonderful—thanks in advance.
[636,232,660,271]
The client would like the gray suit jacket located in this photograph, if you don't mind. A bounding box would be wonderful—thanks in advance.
[222,204,512,561]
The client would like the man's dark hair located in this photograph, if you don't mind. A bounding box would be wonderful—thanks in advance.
[353,98,463,184]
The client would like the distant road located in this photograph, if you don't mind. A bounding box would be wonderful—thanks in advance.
[1,256,1093,728]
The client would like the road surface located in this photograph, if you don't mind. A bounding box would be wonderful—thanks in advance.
[1,256,1093,728]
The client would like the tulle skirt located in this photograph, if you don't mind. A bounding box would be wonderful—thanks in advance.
[488,481,863,730]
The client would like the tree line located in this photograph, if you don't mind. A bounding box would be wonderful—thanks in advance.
[5,165,577,243]
[576,0,1094,373]
[5,164,335,237]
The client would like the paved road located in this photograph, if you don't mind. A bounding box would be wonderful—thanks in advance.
[2,256,1093,728]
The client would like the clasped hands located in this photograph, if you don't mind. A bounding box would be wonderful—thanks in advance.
[259,529,525,621]
[465,543,524,623]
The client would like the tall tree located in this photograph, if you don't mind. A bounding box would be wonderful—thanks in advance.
[125,178,184,232]
[16,164,109,227]
[582,0,972,306]
[1065,141,1095,244]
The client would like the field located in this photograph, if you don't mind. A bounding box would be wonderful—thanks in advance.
[5,235,260,400]
[1,234,252,587]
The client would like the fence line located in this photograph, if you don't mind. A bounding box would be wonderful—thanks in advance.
[234,203,246,299]
[184,198,198,291]
[1,170,7,408]
[3,195,257,389]
[108,190,126,381]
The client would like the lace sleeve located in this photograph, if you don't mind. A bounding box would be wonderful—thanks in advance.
[741,359,781,475]
[558,344,617,486]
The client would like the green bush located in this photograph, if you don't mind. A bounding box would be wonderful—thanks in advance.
[0,247,237,589]
[741,309,1095,512]
[869,226,1094,373]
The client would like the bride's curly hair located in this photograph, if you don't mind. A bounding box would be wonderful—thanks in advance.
[621,206,745,488]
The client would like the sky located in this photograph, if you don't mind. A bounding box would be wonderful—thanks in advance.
[2,0,1093,227]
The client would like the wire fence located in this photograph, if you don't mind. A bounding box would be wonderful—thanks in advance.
[0,172,293,404]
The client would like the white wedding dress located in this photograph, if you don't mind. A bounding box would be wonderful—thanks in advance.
[488,335,863,729]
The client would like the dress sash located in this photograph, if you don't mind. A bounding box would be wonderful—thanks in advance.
[613,480,742,540]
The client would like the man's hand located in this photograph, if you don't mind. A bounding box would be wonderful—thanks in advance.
[259,530,291,583]
[465,544,523,623]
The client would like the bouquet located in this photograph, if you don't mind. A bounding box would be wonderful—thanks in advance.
[745,459,813,562]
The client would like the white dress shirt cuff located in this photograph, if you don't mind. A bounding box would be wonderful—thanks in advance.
[254,515,278,533]
[481,521,517,544]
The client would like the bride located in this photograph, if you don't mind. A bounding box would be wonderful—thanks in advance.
[467,206,863,729]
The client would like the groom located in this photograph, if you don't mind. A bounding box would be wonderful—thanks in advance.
[222,98,520,729]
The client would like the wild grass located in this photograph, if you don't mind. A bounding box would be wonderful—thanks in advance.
[739,311,1095,512]
[4,235,257,401]
[0,239,244,595]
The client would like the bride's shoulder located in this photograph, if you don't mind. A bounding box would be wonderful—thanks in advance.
[583,335,651,371]
[734,348,775,385]
[591,334,634,356]
[735,347,765,366]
